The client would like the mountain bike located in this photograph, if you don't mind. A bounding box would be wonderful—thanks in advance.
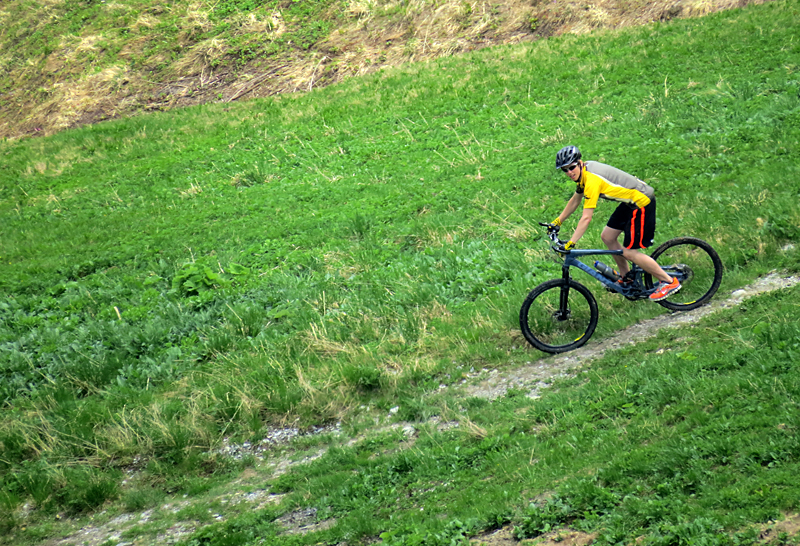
[520,223,724,354]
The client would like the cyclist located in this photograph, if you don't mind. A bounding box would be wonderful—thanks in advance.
[549,145,680,301]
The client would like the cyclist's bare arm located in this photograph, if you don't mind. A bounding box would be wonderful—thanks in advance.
[556,192,583,224]
[570,207,595,244]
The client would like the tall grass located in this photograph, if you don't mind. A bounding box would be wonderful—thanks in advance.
[1,0,799,540]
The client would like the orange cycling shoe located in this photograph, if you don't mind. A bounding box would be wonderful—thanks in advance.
[649,277,681,301]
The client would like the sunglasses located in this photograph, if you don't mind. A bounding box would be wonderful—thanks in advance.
[561,163,580,173]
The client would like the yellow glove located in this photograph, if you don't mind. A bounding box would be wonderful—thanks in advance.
[563,241,576,251]
[552,217,562,227]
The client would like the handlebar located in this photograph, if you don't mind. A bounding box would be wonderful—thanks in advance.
[538,222,623,258]
[538,222,569,253]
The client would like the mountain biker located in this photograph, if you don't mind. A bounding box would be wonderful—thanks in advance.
[549,145,681,301]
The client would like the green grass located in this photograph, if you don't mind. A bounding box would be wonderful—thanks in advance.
[1,0,800,543]
[172,284,800,546]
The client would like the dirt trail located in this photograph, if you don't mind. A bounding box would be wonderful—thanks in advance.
[463,272,800,401]
[470,513,800,546]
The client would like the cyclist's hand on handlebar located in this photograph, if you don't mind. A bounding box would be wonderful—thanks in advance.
[543,222,560,234]
[558,241,576,252]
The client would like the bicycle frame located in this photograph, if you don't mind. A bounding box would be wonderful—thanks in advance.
[541,222,645,297]
[563,249,618,286]
[561,247,698,302]
[558,249,649,299]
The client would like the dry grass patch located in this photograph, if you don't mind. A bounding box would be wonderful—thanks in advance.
[346,0,377,20]
[304,321,361,358]
[170,38,229,77]
[294,364,358,420]
[96,408,157,458]
[419,300,453,322]
[183,1,215,34]
[133,12,160,31]
[0,0,775,138]
[418,226,462,248]
[322,250,350,274]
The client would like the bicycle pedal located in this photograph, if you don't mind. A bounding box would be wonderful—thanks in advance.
[606,280,633,293]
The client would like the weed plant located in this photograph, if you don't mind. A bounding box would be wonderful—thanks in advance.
[1,0,800,541]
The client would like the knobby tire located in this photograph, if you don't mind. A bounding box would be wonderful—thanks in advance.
[520,278,599,354]
[646,237,724,311]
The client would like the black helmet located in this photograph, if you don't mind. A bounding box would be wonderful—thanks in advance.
[556,145,581,169]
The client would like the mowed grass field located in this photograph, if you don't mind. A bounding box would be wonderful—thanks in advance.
[1,1,799,544]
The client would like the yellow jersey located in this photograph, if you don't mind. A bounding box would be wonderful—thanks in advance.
[576,161,654,210]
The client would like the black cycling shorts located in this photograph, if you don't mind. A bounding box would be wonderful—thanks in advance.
[606,197,656,250]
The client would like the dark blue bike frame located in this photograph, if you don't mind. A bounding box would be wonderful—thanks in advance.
[560,248,651,299]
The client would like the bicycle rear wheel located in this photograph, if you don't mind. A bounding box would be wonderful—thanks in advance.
[520,278,598,354]
[646,237,723,311]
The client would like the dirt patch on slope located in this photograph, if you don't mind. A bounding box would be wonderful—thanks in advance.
[470,514,800,545]
[757,513,800,543]
[471,526,597,545]
[0,0,771,139]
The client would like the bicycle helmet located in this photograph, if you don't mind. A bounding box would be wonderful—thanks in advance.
[555,145,581,169]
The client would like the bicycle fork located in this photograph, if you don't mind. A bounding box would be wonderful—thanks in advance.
[556,266,572,321]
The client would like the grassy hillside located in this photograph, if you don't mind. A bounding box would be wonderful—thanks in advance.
[0,0,769,139]
[1,0,800,543]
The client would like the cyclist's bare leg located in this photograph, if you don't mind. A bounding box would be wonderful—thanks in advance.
[601,227,631,276]
[601,226,672,283]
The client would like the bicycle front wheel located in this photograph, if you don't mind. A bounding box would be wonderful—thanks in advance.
[520,278,599,354]
[646,237,724,311]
